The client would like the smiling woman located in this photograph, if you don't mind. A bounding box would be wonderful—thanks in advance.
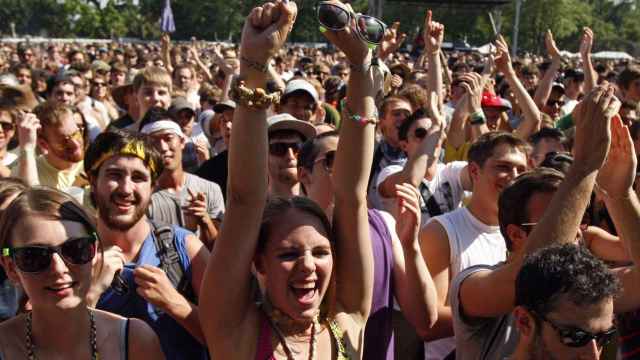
[0,187,164,360]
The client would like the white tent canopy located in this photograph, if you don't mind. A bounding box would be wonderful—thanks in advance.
[592,51,633,60]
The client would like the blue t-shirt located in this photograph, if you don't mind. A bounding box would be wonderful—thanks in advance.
[97,225,208,360]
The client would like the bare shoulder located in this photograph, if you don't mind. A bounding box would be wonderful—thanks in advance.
[127,318,165,360]
[0,314,27,359]
[419,219,451,259]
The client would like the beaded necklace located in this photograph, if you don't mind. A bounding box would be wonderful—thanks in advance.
[261,300,350,359]
[25,308,99,360]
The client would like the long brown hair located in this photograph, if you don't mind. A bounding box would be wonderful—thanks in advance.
[0,186,98,250]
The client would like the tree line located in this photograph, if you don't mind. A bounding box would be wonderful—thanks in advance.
[1,0,639,55]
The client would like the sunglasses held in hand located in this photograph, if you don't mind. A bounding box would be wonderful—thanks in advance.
[316,1,387,45]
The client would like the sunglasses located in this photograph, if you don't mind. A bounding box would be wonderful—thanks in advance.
[546,99,565,107]
[0,122,15,132]
[269,142,301,157]
[314,150,336,172]
[414,127,428,140]
[316,2,387,45]
[535,312,616,348]
[2,234,97,274]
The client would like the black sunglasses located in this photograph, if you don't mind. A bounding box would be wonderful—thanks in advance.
[269,142,301,157]
[0,122,15,132]
[316,2,387,45]
[2,234,97,273]
[546,99,565,107]
[314,150,335,172]
[534,312,616,348]
[414,127,428,140]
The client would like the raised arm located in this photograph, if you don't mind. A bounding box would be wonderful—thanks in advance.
[200,0,296,347]
[160,33,174,75]
[378,96,445,197]
[459,86,618,318]
[533,30,562,109]
[580,27,597,93]
[14,111,40,186]
[378,21,406,62]
[322,7,376,321]
[595,116,640,313]
[424,11,444,109]
[390,183,439,337]
[494,35,541,139]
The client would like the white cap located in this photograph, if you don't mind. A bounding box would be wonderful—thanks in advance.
[283,79,319,104]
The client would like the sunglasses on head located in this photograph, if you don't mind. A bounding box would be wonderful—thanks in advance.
[2,234,97,274]
[314,150,336,172]
[534,311,616,348]
[316,2,387,45]
[269,142,301,157]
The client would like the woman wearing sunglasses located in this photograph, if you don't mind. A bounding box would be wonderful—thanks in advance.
[200,0,378,358]
[0,187,163,359]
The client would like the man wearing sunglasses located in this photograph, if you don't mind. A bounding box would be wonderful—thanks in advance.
[510,244,618,359]
[267,113,316,198]
[12,102,86,193]
[451,86,640,359]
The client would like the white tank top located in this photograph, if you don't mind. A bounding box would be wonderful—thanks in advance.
[424,207,506,360]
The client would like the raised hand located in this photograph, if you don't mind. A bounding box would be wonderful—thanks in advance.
[579,27,594,60]
[16,111,40,151]
[379,21,407,59]
[394,183,422,247]
[319,1,370,66]
[423,10,444,55]
[458,72,484,114]
[597,114,637,198]
[494,35,512,75]
[239,0,297,72]
[572,85,620,173]
[545,29,562,62]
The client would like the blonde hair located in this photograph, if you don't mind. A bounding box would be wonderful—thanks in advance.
[133,66,172,94]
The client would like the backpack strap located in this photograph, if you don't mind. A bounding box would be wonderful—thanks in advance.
[149,220,196,302]
[367,143,386,191]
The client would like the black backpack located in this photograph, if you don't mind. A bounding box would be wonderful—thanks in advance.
[149,220,196,302]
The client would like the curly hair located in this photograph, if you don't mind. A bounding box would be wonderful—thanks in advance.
[515,243,620,317]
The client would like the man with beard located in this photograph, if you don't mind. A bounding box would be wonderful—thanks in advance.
[510,244,619,360]
[266,113,316,198]
[84,130,210,360]
[12,101,86,192]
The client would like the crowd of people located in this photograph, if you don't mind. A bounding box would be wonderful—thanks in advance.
[0,0,639,359]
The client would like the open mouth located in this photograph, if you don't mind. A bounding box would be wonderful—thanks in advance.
[289,283,318,306]
[112,196,136,211]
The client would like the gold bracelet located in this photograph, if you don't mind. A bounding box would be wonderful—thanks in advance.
[229,80,281,110]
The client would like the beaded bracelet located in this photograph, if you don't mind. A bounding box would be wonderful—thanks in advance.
[469,110,487,125]
[342,103,379,126]
[229,80,281,110]
[240,55,268,73]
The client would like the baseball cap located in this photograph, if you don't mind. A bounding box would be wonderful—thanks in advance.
[564,68,585,82]
[212,99,236,113]
[283,79,319,104]
[267,113,317,141]
[481,91,512,111]
[169,97,195,115]
[91,60,111,73]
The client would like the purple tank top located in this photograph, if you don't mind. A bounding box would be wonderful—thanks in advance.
[364,209,395,360]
